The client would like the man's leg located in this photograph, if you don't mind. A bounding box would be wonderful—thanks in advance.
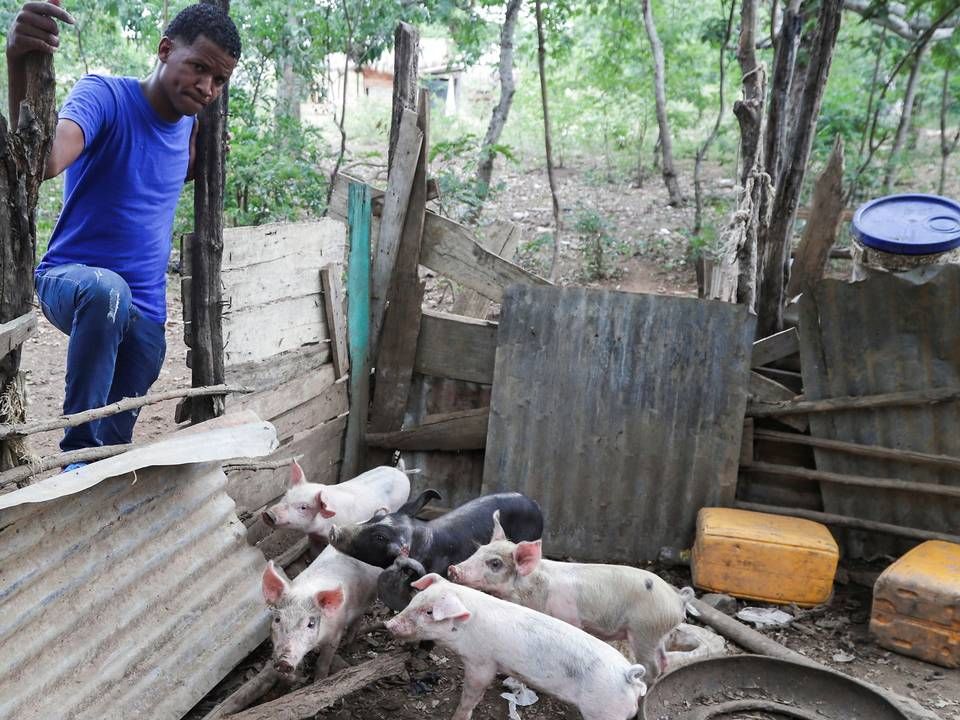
[98,309,166,446]
[35,265,134,452]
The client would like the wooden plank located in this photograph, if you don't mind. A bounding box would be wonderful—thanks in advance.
[451,221,522,318]
[223,651,410,720]
[420,212,550,302]
[221,262,322,313]
[181,276,193,348]
[370,90,429,444]
[228,414,347,518]
[223,295,328,367]
[327,173,547,303]
[413,308,498,384]
[366,407,489,451]
[786,136,845,298]
[0,312,36,358]
[388,22,419,169]
[233,364,336,422]
[748,386,960,418]
[482,286,755,564]
[320,265,349,379]
[225,345,331,392]
[271,382,348,443]
[221,220,345,272]
[740,418,754,467]
[748,371,808,432]
[341,183,372,480]
[751,327,799,368]
[370,108,423,359]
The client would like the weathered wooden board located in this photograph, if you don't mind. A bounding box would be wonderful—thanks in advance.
[451,221,522,319]
[799,268,960,558]
[749,371,808,432]
[367,407,489,451]
[326,172,547,302]
[224,345,331,392]
[221,220,345,272]
[221,261,323,313]
[341,183,372,480]
[413,309,498,384]
[482,286,755,564]
[223,295,328,367]
[751,327,799,368]
[233,364,337,423]
[271,382,347,443]
[0,312,36,358]
[320,265,349,379]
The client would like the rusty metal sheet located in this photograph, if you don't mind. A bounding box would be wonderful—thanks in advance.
[0,423,278,720]
[799,267,960,559]
[481,285,755,563]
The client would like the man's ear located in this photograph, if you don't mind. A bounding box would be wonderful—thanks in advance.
[157,36,174,63]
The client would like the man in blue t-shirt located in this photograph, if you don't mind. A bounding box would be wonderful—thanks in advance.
[6,2,241,463]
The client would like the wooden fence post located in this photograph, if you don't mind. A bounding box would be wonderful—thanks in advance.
[341,183,373,480]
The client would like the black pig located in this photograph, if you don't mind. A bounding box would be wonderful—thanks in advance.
[328,489,542,608]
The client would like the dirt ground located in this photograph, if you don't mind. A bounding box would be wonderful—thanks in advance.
[18,163,960,719]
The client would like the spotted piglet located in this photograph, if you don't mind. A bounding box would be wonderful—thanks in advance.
[385,574,648,720]
[447,510,692,680]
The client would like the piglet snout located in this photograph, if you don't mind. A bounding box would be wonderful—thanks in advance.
[262,510,277,528]
[274,658,295,674]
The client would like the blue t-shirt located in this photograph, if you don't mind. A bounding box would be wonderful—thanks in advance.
[37,75,194,324]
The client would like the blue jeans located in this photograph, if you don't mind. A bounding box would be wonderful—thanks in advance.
[35,264,166,452]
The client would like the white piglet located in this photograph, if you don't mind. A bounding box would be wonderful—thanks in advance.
[261,545,381,679]
[386,574,648,720]
[447,510,691,679]
[262,460,411,543]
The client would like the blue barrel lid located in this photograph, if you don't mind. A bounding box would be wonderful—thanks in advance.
[852,193,960,255]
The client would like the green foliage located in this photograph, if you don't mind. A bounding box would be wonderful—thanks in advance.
[429,132,516,219]
[573,206,628,281]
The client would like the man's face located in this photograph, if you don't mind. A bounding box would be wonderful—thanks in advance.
[156,34,237,117]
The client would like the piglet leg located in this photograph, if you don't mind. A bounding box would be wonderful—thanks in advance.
[313,628,345,681]
[451,663,496,720]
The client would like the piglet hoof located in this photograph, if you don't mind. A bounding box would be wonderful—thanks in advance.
[330,654,350,675]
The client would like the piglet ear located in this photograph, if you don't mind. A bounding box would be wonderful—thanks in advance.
[514,540,542,576]
[262,561,289,606]
[315,585,345,615]
[315,489,335,519]
[290,460,306,486]
[431,592,471,622]
[411,572,445,591]
[490,510,507,542]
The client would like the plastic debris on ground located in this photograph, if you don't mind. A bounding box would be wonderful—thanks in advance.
[500,676,539,720]
[735,606,794,628]
[664,623,728,670]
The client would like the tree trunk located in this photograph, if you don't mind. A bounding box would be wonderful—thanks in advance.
[0,51,56,470]
[465,0,522,225]
[534,0,563,282]
[642,0,683,205]
[756,0,843,338]
[763,0,803,187]
[190,0,231,423]
[694,0,735,235]
[939,66,960,195]
[324,0,352,210]
[882,39,931,193]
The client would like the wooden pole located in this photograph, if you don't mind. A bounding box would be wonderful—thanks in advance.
[743,461,960,499]
[190,0,231,424]
[747,386,960,417]
[0,384,250,439]
[734,500,960,543]
[754,428,960,471]
[341,183,372,480]
[222,650,410,720]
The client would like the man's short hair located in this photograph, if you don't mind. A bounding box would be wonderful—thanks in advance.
[165,4,242,60]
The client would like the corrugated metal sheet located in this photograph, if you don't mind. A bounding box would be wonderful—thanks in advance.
[799,267,960,558]
[481,286,755,563]
[0,421,278,720]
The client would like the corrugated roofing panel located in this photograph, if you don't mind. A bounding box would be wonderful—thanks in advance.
[482,286,755,563]
[0,422,277,720]
[799,267,960,558]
